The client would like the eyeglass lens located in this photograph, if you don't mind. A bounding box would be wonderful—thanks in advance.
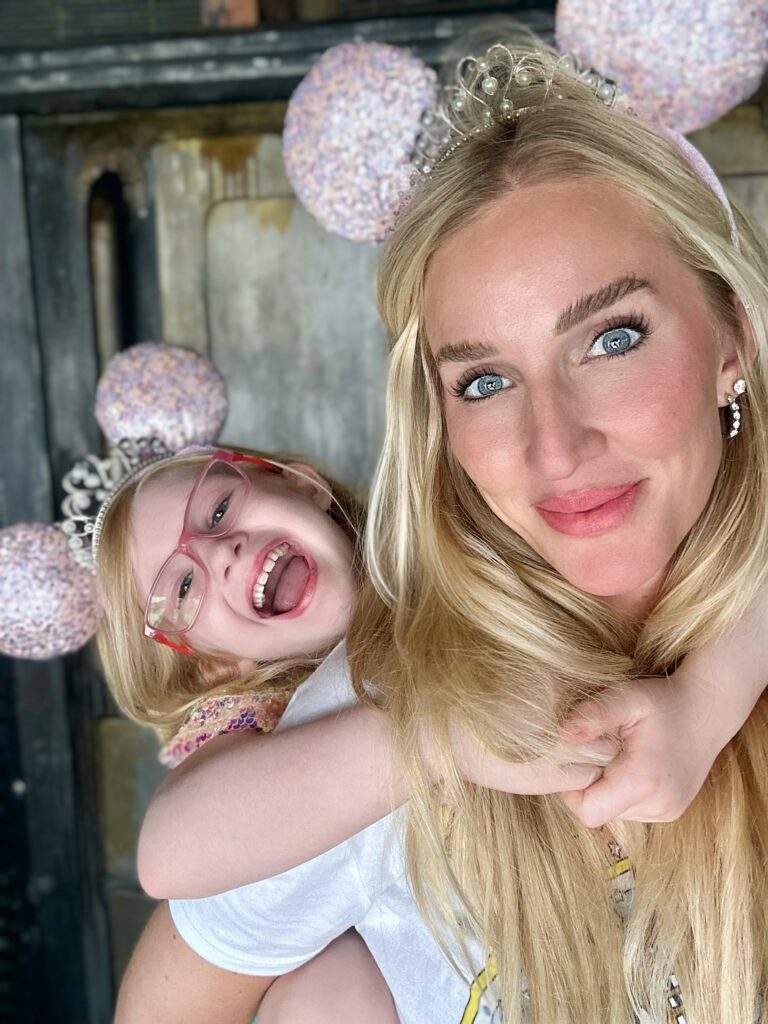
[147,462,250,634]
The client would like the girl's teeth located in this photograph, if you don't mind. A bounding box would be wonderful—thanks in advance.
[252,543,292,610]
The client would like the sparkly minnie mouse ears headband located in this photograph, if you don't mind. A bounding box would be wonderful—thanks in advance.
[61,436,175,571]
[411,44,741,249]
[0,342,228,660]
[282,1,768,244]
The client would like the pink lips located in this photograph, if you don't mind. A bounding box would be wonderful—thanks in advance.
[534,482,643,537]
[245,538,318,620]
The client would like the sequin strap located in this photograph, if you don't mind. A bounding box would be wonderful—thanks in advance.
[160,689,293,769]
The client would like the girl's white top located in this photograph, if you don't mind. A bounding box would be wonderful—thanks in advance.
[170,643,500,1023]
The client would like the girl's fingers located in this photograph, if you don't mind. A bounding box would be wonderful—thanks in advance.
[562,684,657,743]
[493,759,605,796]
[561,758,653,828]
[565,734,622,764]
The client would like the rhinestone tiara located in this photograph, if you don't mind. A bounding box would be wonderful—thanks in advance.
[59,436,173,572]
[412,46,619,175]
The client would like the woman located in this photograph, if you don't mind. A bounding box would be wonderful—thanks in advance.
[346,39,768,1024]
[118,36,768,1024]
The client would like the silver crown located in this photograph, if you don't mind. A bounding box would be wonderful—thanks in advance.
[59,437,173,571]
[412,47,619,175]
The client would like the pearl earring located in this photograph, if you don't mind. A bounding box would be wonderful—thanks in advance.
[725,378,746,438]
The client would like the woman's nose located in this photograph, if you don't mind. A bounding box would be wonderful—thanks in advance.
[523,386,605,481]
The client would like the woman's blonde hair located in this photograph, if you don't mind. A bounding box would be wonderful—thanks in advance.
[349,34,768,1024]
[97,447,364,741]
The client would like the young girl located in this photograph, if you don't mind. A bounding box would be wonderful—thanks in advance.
[98,443,611,1022]
[98,444,768,1024]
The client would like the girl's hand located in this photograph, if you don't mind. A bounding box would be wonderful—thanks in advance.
[444,722,619,795]
[558,677,721,826]
[560,591,768,828]
[560,666,766,828]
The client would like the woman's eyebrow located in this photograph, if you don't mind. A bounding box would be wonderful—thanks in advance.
[433,274,654,366]
[433,340,499,367]
[555,274,654,335]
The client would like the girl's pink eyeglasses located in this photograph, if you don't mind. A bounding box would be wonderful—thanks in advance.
[143,450,281,656]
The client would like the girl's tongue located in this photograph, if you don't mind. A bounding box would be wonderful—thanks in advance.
[265,554,310,614]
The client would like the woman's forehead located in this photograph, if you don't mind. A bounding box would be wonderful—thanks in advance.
[424,180,677,343]
[430,181,655,278]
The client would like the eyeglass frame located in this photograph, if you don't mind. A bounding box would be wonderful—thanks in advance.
[142,449,282,656]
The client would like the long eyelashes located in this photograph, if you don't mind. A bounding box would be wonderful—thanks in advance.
[587,312,651,360]
[450,365,505,399]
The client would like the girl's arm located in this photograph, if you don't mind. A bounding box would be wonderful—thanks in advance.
[140,592,768,899]
[138,706,605,899]
[561,589,768,827]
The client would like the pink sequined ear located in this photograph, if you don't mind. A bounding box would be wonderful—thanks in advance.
[282,42,438,243]
[556,0,768,134]
[95,341,228,451]
[0,524,102,660]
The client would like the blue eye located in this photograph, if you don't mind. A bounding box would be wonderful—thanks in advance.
[458,372,512,402]
[210,496,231,528]
[587,325,644,359]
[177,569,194,605]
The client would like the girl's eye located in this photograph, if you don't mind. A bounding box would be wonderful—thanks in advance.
[210,495,231,528]
[177,569,194,605]
[453,371,513,402]
[587,325,645,360]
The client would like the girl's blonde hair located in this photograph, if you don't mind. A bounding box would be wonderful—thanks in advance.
[97,447,364,741]
[349,34,768,1024]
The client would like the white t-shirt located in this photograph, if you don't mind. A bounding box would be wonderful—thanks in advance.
[170,644,502,1024]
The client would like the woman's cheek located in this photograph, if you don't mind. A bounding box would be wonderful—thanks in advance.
[444,401,520,489]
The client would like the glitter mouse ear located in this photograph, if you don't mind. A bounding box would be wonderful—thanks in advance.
[95,341,228,450]
[555,0,768,135]
[0,523,102,660]
[282,41,438,243]
[1,342,230,661]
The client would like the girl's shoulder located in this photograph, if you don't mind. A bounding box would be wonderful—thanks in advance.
[159,689,294,769]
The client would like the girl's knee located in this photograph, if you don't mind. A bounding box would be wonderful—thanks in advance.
[257,932,398,1023]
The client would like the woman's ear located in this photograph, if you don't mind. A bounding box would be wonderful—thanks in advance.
[716,295,755,405]
[284,462,333,511]
[733,294,758,364]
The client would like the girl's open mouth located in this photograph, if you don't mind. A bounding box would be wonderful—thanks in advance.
[249,540,316,618]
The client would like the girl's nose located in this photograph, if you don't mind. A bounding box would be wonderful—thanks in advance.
[196,531,246,583]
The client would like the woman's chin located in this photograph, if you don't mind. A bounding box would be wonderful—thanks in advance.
[552,553,666,614]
